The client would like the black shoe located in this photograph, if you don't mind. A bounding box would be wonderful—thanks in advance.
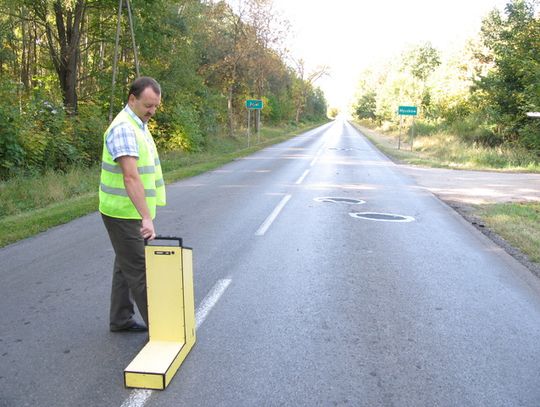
[111,322,148,333]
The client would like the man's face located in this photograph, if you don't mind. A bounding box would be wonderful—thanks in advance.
[128,87,161,123]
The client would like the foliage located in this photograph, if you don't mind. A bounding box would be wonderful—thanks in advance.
[0,0,327,180]
[352,0,540,157]
[475,0,540,151]
[354,91,377,120]
[327,107,339,119]
[0,81,25,179]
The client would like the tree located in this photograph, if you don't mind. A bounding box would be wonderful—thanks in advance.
[475,0,540,149]
[28,0,87,114]
[353,69,379,120]
[0,0,328,179]
[291,59,328,123]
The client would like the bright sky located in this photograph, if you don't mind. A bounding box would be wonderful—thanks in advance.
[273,0,509,110]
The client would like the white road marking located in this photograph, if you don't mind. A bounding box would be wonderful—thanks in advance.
[295,170,310,185]
[195,278,232,330]
[310,149,322,167]
[120,390,152,407]
[255,194,292,236]
[310,143,327,167]
[120,278,232,407]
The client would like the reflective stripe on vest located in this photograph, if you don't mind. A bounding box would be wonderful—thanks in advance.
[100,183,158,198]
[98,109,166,220]
[101,162,156,175]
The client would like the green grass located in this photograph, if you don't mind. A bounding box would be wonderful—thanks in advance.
[0,122,325,248]
[475,202,540,263]
[0,194,99,247]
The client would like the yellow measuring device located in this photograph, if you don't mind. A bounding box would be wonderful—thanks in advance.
[124,237,196,390]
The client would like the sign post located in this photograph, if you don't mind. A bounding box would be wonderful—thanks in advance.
[245,99,264,147]
[398,106,418,150]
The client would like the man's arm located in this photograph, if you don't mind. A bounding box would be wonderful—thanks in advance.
[117,155,156,240]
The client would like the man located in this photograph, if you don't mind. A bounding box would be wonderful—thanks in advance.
[99,76,166,332]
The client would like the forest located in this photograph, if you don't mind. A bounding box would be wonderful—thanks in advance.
[353,0,539,158]
[0,0,328,180]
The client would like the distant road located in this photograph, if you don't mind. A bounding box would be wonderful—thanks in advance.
[2,119,540,407]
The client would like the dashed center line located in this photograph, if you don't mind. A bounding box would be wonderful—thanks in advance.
[255,195,292,236]
[295,170,310,185]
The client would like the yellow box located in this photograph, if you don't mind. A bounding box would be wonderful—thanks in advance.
[124,239,196,390]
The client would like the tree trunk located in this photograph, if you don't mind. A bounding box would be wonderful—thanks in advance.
[20,7,31,91]
[227,85,235,138]
[41,0,86,114]
[295,106,301,124]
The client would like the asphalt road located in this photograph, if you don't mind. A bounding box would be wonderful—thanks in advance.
[2,119,540,407]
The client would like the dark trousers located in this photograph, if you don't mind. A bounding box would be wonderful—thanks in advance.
[101,214,148,329]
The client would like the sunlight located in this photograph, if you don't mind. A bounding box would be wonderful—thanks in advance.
[273,0,508,108]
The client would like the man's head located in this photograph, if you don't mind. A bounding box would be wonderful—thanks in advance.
[127,77,161,123]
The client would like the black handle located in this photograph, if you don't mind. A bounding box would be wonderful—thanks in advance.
[145,236,183,247]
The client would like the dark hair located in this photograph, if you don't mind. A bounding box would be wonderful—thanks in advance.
[128,76,161,99]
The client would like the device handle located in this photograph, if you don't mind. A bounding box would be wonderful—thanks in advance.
[145,236,183,247]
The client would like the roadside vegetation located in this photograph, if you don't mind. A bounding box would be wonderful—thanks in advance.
[478,203,540,263]
[352,0,539,159]
[0,0,328,182]
[354,122,540,172]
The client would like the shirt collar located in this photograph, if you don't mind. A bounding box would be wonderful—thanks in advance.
[124,105,147,131]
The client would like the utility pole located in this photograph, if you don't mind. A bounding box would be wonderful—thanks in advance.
[109,0,140,122]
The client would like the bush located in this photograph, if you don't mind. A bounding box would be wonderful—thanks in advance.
[18,96,80,173]
[0,84,25,179]
[153,102,204,152]
[518,121,540,155]
[410,120,438,136]
[446,117,503,147]
[71,102,108,165]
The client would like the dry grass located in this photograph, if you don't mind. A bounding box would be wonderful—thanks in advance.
[353,122,540,173]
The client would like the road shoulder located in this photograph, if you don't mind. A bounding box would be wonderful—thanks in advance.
[352,122,540,278]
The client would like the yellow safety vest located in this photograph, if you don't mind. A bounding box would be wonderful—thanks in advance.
[99,109,166,220]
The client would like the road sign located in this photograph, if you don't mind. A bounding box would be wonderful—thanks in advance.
[246,99,263,109]
[398,106,417,116]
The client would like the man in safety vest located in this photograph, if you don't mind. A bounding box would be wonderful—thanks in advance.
[99,76,166,332]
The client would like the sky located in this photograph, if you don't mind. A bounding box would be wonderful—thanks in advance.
[272,0,510,110]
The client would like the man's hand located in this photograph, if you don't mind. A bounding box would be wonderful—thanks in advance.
[141,217,156,240]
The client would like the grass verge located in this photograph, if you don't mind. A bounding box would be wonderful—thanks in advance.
[0,122,325,248]
[352,121,540,173]
[475,202,540,263]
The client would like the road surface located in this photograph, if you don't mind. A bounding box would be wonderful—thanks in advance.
[2,119,540,407]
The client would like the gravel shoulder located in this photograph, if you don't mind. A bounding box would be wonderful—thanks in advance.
[400,165,540,205]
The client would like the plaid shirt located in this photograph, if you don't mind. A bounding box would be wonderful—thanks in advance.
[106,105,148,161]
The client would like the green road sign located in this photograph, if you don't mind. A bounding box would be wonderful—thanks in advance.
[398,106,417,116]
[246,99,263,109]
